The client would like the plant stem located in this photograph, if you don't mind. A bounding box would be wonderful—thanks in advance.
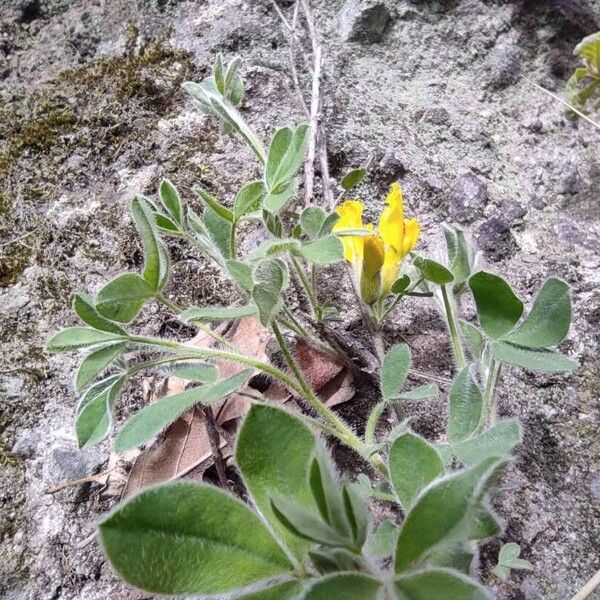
[129,334,307,397]
[156,293,184,315]
[440,284,465,369]
[202,405,229,489]
[290,255,318,318]
[484,359,501,427]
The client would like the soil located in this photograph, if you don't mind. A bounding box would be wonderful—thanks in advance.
[0,1,598,599]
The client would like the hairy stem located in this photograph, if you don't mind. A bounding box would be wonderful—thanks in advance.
[441,284,465,369]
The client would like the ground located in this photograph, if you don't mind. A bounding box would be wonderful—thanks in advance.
[0,0,599,599]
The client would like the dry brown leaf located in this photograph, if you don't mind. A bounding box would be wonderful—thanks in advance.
[123,317,356,497]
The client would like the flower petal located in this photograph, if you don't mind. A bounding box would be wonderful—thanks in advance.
[402,218,421,256]
[363,235,385,278]
[333,200,365,263]
[379,183,405,252]
[381,245,402,295]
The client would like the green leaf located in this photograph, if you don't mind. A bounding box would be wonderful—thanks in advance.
[95,273,155,323]
[393,568,490,600]
[389,431,444,510]
[469,271,523,339]
[181,304,257,322]
[469,505,502,540]
[265,124,309,194]
[297,236,344,265]
[459,320,484,361]
[396,383,439,402]
[303,574,382,600]
[234,180,265,221]
[381,344,411,401]
[75,343,125,392]
[492,543,533,580]
[75,386,112,448]
[115,370,252,452]
[444,225,472,285]
[491,341,577,373]
[235,404,318,559]
[183,81,267,162]
[452,419,522,465]
[252,259,287,326]
[263,179,297,213]
[391,275,411,294]
[226,260,254,292]
[413,257,454,285]
[504,277,571,348]
[213,54,224,93]
[47,327,126,352]
[73,293,126,335]
[154,212,180,234]
[99,481,293,595]
[161,361,218,383]
[131,196,169,290]
[300,206,327,238]
[237,581,303,600]
[340,168,367,191]
[270,498,349,547]
[318,212,340,236]
[249,238,301,261]
[203,205,233,260]
[195,186,234,222]
[428,543,474,574]
[342,483,369,547]
[447,367,483,443]
[575,31,600,70]
[159,179,183,224]
[365,520,398,558]
[394,457,506,573]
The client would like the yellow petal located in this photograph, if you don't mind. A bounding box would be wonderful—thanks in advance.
[378,183,405,252]
[402,218,421,256]
[333,200,365,263]
[381,245,402,295]
[362,235,385,278]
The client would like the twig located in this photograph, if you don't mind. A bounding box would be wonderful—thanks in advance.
[572,569,600,600]
[318,124,335,209]
[304,43,322,206]
[202,405,229,489]
[45,468,115,494]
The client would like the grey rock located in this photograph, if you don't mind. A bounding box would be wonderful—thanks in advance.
[377,149,407,183]
[11,429,40,459]
[549,0,600,33]
[520,576,543,600]
[474,217,517,261]
[422,106,450,126]
[483,43,521,90]
[559,163,582,195]
[44,441,104,487]
[502,200,527,223]
[589,471,600,501]
[340,0,391,43]
[448,173,489,223]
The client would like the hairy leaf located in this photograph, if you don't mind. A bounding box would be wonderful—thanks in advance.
[504,277,571,348]
[491,341,577,373]
[452,419,522,465]
[413,257,454,285]
[395,458,506,572]
[297,235,344,265]
[75,343,125,392]
[396,383,439,402]
[237,581,303,600]
[252,259,287,325]
[340,168,367,191]
[236,404,317,559]
[393,568,490,599]
[182,304,257,322]
[389,431,444,510]
[303,573,382,600]
[492,543,533,580]
[96,273,155,323]
[448,367,483,443]
[381,344,411,401]
[469,271,523,339]
[47,327,126,352]
[159,179,183,224]
[459,320,485,361]
[300,206,327,238]
[115,370,252,452]
[234,180,266,221]
[73,293,126,335]
[99,482,292,595]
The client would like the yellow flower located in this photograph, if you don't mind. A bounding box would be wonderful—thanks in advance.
[333,182,420,304]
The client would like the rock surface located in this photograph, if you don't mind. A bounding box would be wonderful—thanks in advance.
[0,1,599,599]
